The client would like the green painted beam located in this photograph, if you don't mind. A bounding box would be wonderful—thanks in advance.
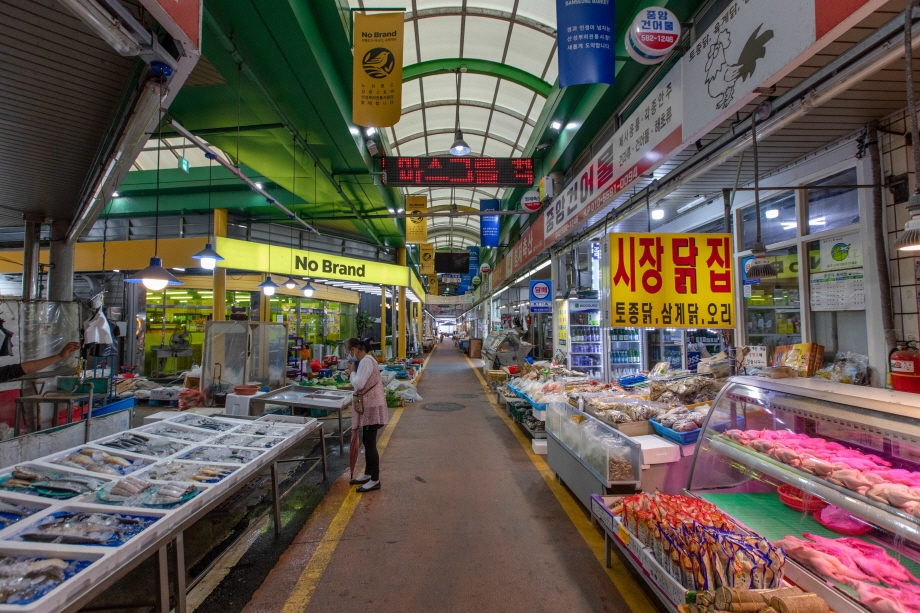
[403,59,553,98]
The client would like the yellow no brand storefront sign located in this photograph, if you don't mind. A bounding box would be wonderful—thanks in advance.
[215,237,410,286]
[606,233,735,329]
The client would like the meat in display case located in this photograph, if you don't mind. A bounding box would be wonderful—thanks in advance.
[687,376,920,613]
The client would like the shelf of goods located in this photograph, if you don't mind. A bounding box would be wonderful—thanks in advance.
[0,413,325,612]
[684,376,920,613]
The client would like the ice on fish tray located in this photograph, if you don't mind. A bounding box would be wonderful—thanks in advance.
[0,465,106,499]
[52,448,151,476]
[179,446,263,464]
[211,434,284,449]
[144,461,237,484]
[0,498,41,529]
[141,425,213,442]
[15,511,156,546]
[98,477,198,508]
[168,415,236,431]
[0,554,92,604]
[232,423,299,438]
[99,432,187,457]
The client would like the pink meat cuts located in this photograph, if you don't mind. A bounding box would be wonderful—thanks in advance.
[772,536,871,584]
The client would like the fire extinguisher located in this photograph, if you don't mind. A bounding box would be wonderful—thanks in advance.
[890,342,920,393]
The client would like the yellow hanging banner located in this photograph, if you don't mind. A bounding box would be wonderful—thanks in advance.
[420,243,434,275]
[352,12,404,128]
[405,195,427,244]
[607,233,736,329]
[428,274,438,295]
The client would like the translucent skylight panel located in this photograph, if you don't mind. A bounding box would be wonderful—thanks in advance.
[516,0,557,28]
[483,139,513,157]
[543,47,559,84]
[424,105,458,131]
[401,80,422,110]
[394,109,425,139]
[416,15,461,60]
[505,27,556,76]
[464,133,486,153]
[458,105,491,131]
[493,80,539,115]
[460,73,500,104]
[468,0,517,13]
[461,17,510,63]
[427,132,454,152]
[422,73,461,103]
[398,139,428,156]
[517,122,535,149]
[429,188,454,200]
[484,112,524,145]
[404,24,419,65]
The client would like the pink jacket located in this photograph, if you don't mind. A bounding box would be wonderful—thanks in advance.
[354,356,388,427]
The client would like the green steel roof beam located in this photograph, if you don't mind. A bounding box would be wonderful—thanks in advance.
[403,59,553,98]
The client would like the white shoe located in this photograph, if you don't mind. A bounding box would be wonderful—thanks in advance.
[350,474,371,485]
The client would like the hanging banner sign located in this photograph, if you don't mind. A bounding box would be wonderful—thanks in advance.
[428,274,438,295]
[480,199,500,248]
[420,243,434,275]
[556,0,615,88]
[352,12,404,127]
[626,7,681,65]
[544,63,683,244]
[530,280,552,313]
[405,195,427,243]
[467,247,480,276]
[604,233,735,329]
[521,190,542,212]
[427,294,473,305]
[441,273,461,285]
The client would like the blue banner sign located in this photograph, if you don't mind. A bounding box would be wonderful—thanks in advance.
[467,247,480,276]
[556,0,615,88]
[530,280,552,313]
[480,199,500,248]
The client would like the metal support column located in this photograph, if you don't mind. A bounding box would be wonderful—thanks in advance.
[380,285,387,357]
[48,220,74,301]
[22,215,41,300]
[397,249,406,359]
[212,209,228,322]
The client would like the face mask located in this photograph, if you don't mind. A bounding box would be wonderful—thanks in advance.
[347,354,357,363]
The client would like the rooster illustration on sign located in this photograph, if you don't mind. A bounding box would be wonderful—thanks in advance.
[705,24,774,110]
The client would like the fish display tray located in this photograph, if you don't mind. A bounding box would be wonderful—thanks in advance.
[0,411,322,612]
[8,510,161,547]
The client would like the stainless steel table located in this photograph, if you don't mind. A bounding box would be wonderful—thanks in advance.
[248,385,354,453]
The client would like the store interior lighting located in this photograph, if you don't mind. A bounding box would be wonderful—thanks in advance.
[301,280,315,297]
[676,196,706,213]
[258,276,280,296]
[808,216,826,226]
[765,209,779,219]
[365,127,376,137]
[514,259,551,284]
[651,208,665,220]
[550,121,562,130]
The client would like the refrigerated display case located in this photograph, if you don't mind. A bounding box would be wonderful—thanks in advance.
[568,299,603,380]
[608,327,643,381]
[646,328,684,371]
[687,376,920,613]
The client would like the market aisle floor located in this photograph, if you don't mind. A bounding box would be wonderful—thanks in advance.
[245,341,647,613]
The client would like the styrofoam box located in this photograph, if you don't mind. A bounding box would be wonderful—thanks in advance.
[633,435,681,464]
[532,439,547,455]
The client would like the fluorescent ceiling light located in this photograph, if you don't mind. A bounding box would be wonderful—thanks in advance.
[651,209,665,220]
[550,121,562,130]
[255,182,263,189]
[173,268,185,272]
[112,191,119,198]
[676,196,706,213]
[781,222,797,230]
[366,127,377,137]
[398,208,404,213]
[765,209,779,219]
[350,127,360,136]
[808,217,826,226]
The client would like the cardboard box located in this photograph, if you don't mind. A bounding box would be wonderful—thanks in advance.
[616,420,654,437]
[633,434,681,464]
[469,338,483,358]
[774,343,824,377]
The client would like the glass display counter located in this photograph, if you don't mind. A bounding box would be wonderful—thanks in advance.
[688,376,920,613]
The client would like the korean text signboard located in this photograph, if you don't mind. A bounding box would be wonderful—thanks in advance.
[606,233,735,329]
[480,199,500,248]
[530,280,552,313]
[405,195,427,243]
[556,0,615,88]
[352,12,404,127]
[420,243,434,275]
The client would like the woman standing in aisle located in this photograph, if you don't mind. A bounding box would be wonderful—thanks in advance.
[345,337,388,492]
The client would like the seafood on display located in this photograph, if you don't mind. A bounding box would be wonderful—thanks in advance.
[52,449,151,476]
[98,433,187,457]
[148,483,197,506]
[18,512,155,546]
[145,461,236,483]
[179,446,263,464]
[211,434,284,449]
[168,415,235,431]
[99,477,197,507]
[0,554,91,604]
[139,425,212,443]
[0,499,38,528]
[231,423,299,438]
[1,466,105,498]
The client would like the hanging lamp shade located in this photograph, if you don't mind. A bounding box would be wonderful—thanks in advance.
[283,275,298,289]
[746,242,777,280]
[450,130,470,156]
[126,257,184,290]
[301,280,316,298]
[192,243,224,270]
[258,275,281,296]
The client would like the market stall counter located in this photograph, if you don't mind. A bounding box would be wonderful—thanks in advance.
[0,412,326,613]
[247,386,353,453]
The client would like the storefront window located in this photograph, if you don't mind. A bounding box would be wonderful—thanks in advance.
[741,246,802,359]
[269,295,298,328]
[807,233,867,363]
[339,303,357,340]
[144,288,212,374]
[806,168,859,234]
[741,191,796,250]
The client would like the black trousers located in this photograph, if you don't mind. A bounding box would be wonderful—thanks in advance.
[363,424,383,481]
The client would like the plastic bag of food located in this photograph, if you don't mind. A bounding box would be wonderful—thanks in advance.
[754,366,799,379]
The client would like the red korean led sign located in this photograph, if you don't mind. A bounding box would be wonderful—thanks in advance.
[382,157,534,187]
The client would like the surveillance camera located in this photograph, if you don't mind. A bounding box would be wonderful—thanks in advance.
[366,139,379,155]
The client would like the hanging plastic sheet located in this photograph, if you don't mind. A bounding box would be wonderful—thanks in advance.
[201,321,249,403]
[250,323,287,390]
[14,301,81,379]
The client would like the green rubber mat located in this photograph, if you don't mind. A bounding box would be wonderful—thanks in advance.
[699,491,920,596]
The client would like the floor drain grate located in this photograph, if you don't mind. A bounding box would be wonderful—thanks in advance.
[422,402,465,412]
[453,394,478,399]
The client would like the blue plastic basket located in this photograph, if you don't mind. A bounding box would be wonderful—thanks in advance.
[650,415,744,446]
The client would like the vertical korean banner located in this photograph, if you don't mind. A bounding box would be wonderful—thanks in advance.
[352,12,404,127]
[467,247,480,276]
[420,243,434,275]
[480,199,500,248]
[555,0,615,88]
[405,195,427,243]
[607,233,735,328]
[428,274,438,295]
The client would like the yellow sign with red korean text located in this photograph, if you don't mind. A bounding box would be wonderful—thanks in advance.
[607,233,735,329]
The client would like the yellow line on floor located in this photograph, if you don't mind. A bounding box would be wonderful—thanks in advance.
[464,355,656,613]
[414,343,436,385]
[280,406,404,613]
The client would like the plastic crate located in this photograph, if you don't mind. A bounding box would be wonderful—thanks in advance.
[649,415,744,446]
[310,408,332,417]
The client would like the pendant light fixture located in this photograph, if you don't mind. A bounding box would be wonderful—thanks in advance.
[284,135,299,289]
[745,104,778,280]
[449,68,470,156]
[300,136,317,298]
[127,87,183,291]
[258,209,279,295]
[301,280,316,297]
[192,153,225,269]
[896,5,920,250]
